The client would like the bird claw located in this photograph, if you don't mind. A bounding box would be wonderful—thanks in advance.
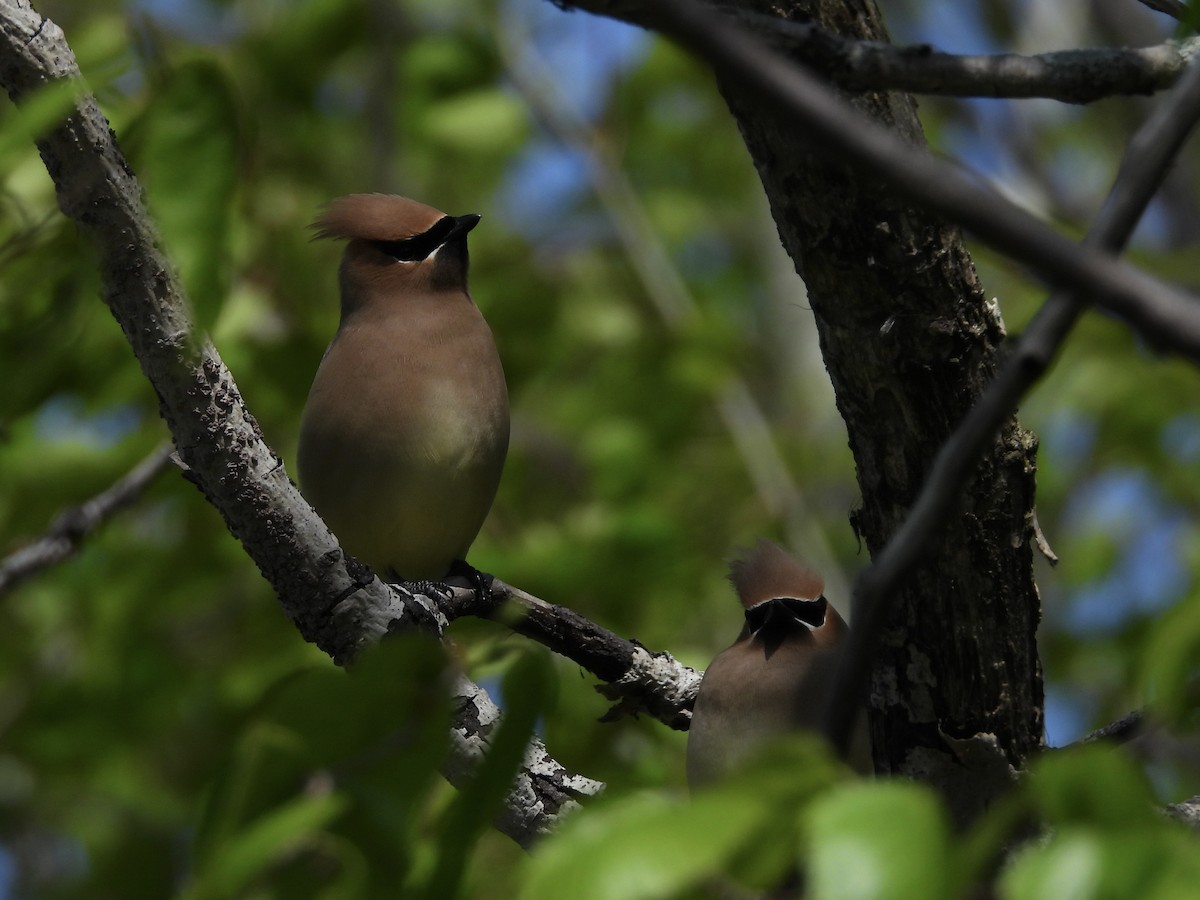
[397,578,454,603]
[447,559,495,605]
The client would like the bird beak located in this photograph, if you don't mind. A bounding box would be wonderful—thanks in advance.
[449,213,482,238]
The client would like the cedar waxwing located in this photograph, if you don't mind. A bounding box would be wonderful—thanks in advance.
[297,194,509,582]
[687,540,868,788]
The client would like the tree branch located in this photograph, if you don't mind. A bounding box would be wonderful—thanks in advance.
[0,0,604,845]
[555,0,1200,104]
[0,441,175,597]
[1078,709,1146,746]
[558,0,1200,363]
[734,10,1200,104]
[551,0,1200,796]
[0,0,387,662]
[445,672,603,848]
[440,579,702,730]
[824,51,1200,752]
[1136,0,1187,22]
[1166,796,1200,828]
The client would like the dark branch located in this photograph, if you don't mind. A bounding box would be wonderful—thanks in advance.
[1078,709,1146,746]
[440,579,701,731]
[557,0,1200,754]
[822,52,1200,752]
[736,10,1199,104]
[0,442,175,596]
[559,0,1199,104]
[1136,0,1187,21]
[563,0,1200,362]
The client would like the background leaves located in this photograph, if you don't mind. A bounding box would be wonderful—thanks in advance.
[3,0,1200,896]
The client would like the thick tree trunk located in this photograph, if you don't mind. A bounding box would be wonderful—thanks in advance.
[559,0,1045,821]
[712,0,1044,815]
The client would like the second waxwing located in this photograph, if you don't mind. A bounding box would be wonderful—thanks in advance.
[297,194,509,582]
[687,540,869,788]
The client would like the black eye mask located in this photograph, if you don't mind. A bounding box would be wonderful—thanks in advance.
[370,215,459,262]
[744,595,828,635]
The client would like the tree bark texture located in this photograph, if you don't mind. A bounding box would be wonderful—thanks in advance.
[711,0,1044,803]
[0,0,605,843]
[551,0,1046,811]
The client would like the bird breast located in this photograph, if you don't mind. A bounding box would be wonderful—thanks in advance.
[296,299,509,579]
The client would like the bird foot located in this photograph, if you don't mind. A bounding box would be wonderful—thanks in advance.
[396,578,454,603]
[446,559,495,605]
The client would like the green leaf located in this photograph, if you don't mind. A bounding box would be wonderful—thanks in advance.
[519,790,765,900]
[421,89,528,152]
[261,636,451,770]
[137,59,240,331]
[1001,827,1200,900]
[186,790,350,899]
[1140,590,1200,727]
[0,78,80,163]
[419,648,555,900]
[806,781,953,900]
[193,639,451,892]
[1027,745,1158,828]
[522,736,847,900]
[192,722,315,873]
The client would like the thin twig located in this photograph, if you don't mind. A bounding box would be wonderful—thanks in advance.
[1078,709,1145,745]
[0,442,175,596]
[822,54,1200,752]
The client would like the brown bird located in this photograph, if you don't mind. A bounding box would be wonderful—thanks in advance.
[687,540,867,788]
[297,194,509,582]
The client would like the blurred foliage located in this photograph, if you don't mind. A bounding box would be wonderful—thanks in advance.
[2,0,1200,896]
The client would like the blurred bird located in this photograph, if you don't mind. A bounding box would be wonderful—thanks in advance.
[687,540,868,787]
[297,194,509,582]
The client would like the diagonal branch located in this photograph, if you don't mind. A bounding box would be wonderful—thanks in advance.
[0,0,603,846]
[824,53,1200,752]
[559,0,1200,363]
[1078,709,1145,746]
[1136,0,1187,21]
[439,578,702,730]
[551,0,1200,765]
[0,441,175,597]
[0,0,389,663]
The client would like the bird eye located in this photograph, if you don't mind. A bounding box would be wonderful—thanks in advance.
[744,596,828,633]
[370,216,458,262]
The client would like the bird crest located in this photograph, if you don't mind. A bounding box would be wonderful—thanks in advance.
[311,193,448,243]
[728,539,825,609]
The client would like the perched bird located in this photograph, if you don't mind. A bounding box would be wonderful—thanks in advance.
[687,540,867,788]
[297,194,509,582]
